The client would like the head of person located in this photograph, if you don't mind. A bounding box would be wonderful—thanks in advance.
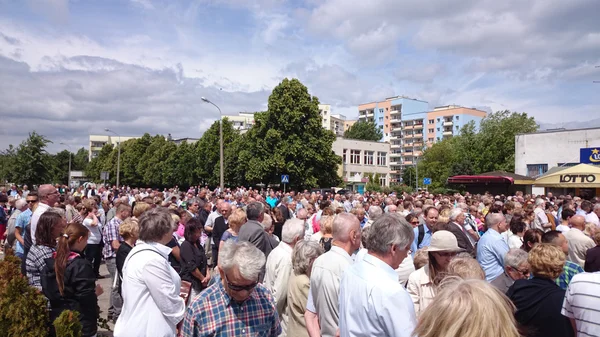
[138,207,176,245]
[427,230,463,284]
[245,201,264,222]
[449,208,465,225]
[26,191,39,209]
[521,229,543,252]
[184,217,204,243]
[218,240,266,302]
[54,222,89,295]
[585,222,597,238]
[580,200,593,213]
[116,203,132,220]
[405,213,419,228]
[296,208,308,222]
[38,184,60,206]
[332,213,362,253]
[228,208,247,233]
[261,213,274,234]
[119,217,140,242]
[528,243,565,280]
[292,240,324,278]
[368,205,383,222]
[36,211,67,247]
[486,212,509,233]
[319,215,334,235]
[542,230,569,255]
[424,207,439,227]
[509,215,527,236]
[133,202,151,218]
[445,256,485,281]
[365,213,414,270]
[360,225,372,250]
[219,202,232,220]
[504,249,530,281]
[569,214,586,231]
[282,218,305,246]
[15,198,27,212]
[414,279,520,337]
[354,208,366,222]
[561,208,575,223]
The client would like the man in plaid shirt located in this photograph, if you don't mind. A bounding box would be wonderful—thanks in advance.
[102,203,131,321]
[181,241,281,337]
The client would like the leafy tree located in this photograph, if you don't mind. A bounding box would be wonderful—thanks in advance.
[51,150,72,185]
[239,78,342,189]
[86,144,114,183]
[12,132,53,186]
[0,145,17,184]
[343,121,383,141]
[72,148,89,172]
[138,136,176,187]
[401,166,417,188]
[195,118,241,187]
[416,138,459,189]
[365,172,383,192]
[163,141,198,187]
[119,134,152,186]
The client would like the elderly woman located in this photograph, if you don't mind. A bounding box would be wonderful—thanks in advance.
[114,207,186,337]
[407,230,463,316]
[506,244,574,337]
[286,240,324,337]
[311,215,333,252]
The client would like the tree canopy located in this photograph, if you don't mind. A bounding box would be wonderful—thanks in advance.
[343,120,383,141]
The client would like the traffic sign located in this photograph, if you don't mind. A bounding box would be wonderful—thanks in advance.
[101,171,110,180]
[423,177,432,185]
[281,175,289,183]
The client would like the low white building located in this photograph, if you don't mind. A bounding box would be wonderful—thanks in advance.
[332,137,391,192]
[89,134,140,161]
[515,127,600,194]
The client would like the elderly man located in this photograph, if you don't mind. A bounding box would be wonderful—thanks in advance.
[211,202,232,267]
[542,230,584,290]
[447,208,474,255]
[181,241,281,337]
[29,184,60,245]
[533,198,551,232]
[490,249,530,293]
[564,215,595,268]
[586,203,600,226]
[339,214,416,337]
[365,206,383,228]
[305,213,362,337]
[264,218,305,337]
[477,213,510,281]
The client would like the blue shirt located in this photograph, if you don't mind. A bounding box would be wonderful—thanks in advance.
[410,224,432,257]
[266,196,278,209]
[477,228,509,281]
[15,208,32,255]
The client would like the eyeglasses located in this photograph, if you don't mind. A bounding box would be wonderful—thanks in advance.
[510,266,530,277]
[26,200,37,204]
[223,272,257,292]
[435,251,458,257]
[411,221,419,225]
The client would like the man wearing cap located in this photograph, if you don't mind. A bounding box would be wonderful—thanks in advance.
[477,213,510,281]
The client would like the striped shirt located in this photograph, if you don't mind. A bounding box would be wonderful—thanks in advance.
[562,271,600,337]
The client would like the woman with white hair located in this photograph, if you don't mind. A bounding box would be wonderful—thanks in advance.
[286,240,324,337]
[114,207,186,337]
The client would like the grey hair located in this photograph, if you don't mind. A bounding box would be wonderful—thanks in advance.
[449,208,463,221]
[138,207,174,242]
[332,213,360,242]
[246,201,264,221]
[535,198,545,207]
[282,218,305,244]
[457,202,468,211]
[368,206,383,221]
[594,203,600,211]
[51,207,66,219]
[361,225,372,249]
[219,240,266,281]
[366,213,414,255]
[292,240,324,275]
[261,213,273,230]
[504,249,528,269]
[297,208,308,219]
[15,198,27,209]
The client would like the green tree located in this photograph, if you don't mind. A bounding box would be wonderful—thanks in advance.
[343,121,383,141]
[51,150,72,185]
[0,145,17,184]
[163,141,198,187]
[138,136,176,187]
[72,148,89,172]
[401,166,417,188]
[416,138,459,189]
[12,132,53,186]
[86,143,114,183]
[239,78,342,189]
[195,118,241,187]
[119,134,152,186]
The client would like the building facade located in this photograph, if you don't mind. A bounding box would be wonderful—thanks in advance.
[222,112,255,133]
[426,106,487,144]
[89,135,140,161]
[332,137,391,192]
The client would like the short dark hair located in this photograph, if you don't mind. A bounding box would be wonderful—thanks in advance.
[581,200,593,212]
[424,206,438,217]
[542,230,563,245]
[509,215,527,235]
[184,217,204,242]
[561,208,575,221]
[246,202,264,221]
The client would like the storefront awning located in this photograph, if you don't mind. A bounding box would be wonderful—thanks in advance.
[447,175,514,184]
[534,163,600,188]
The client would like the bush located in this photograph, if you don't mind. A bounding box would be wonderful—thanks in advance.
[0,254,49,337]
[54,310,82,337]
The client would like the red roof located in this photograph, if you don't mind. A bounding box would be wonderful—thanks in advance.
[447,175,515,184]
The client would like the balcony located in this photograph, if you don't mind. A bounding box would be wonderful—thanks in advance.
[390,152,402,158]
[443,120,453,126]
[403,133,414,139]
[391,143,401,149]
[404,124,414,130]
[403,160,414,165]
[403,142,414,148]
[391,125,402,132]
[414,124,423,129]
[413,151,423,156]
[390,161,401,166]
[366,110,374,117]
[390,109,401,116]
[414,141,424,147]
[443,130,453,136]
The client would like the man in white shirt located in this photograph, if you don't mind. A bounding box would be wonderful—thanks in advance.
[564,215,595,268]
[585,203,600,226]
[562,271,600,336]
[556,208,575,233]
[264,218,305,337]
[305,213,362,337]
[30,184,60,245]
[339,213,416,337]
[533,198,551,232]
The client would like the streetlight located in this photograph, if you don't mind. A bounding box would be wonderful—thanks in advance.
[59,142,72,189]
[104,128,121,189]
[201,97,224,191]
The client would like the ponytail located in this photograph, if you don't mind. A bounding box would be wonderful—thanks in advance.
[55,222,89,296]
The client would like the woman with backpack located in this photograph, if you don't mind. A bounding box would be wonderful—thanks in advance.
[42,222,103,337]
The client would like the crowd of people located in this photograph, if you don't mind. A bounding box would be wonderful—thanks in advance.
[2,183,600,337]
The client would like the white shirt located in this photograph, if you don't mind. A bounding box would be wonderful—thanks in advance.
[83,218,102,244]
[264,242,293,336]
[556,224,571,233]
[507,234,523,250]
[562,271,600,336]
[30,202,51,245]
[114,241,186,337]
[339,254,416,337]
[585,212,600,226]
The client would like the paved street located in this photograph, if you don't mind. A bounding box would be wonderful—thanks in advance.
[96,263,114,336]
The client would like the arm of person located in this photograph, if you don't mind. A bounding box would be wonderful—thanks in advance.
[466,228,479,242]
[72,259,100,318]
[15,226,24,245]
[171,244,181,263]
[304,290,321,337]
[111,239,120,251]
[273,259,292,316]
[142,258,186,326]
[90,213,99,226]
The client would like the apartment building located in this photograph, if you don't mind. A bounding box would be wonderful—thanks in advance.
[89,134,140,161]
[222,112,256,133]
[425,106,487,144]
[332,137,391,192]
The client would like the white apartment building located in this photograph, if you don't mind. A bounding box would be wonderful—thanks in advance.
[319,104,331,130]
[222,112,255,133]
[89,134,140,161]
[332,137,391,192]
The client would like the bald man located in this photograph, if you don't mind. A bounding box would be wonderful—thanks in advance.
[477,213,510,281]
[564,215,595,268]
[30,184,60,245]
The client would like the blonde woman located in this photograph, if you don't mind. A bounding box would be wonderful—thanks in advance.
[132,201,151,219]
[414,278,520,337]
[219,208,247,251]
[311,215,333,252]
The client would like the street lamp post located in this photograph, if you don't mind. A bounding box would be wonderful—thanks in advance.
[201,97,224,192]
[60,142,72,190]
[104,128,121,189]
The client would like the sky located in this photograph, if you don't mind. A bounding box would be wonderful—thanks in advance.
[0,0,599,153]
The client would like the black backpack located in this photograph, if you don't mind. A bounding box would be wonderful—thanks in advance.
[417,224,425,247]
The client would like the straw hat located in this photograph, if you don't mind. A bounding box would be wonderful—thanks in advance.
[427,230,463,252]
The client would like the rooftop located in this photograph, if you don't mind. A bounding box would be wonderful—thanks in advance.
[516,126,600,136]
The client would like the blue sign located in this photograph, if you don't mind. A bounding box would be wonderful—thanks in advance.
[281,175,289,183]
[580,148,600,164]
[423,177,432,185]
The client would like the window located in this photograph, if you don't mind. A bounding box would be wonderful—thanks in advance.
[526,164,548,177]
[380,109,384,113]
[455,115,459,120]
[437,118,440,122]
[364,151,374,165]
[429,119,434,124]
[343,149,347,163]
[377,152,387,166]
[456,126,459,130]
[349,172,360,178]
[379,176,387,186]
[428,138,434,142]
[385,124,388,128]
[437,128,440,131]
[350,150,361,164]
[386,116,389,119]
[379,117,384,122]
[428,128,434,133]
[379,125,384,129]
[437,137,441,141]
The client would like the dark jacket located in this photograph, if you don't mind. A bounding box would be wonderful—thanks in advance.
[41,253,98,337]
[506,277,574,337]
[180,240,208,291]
[211,216,229,266]
[584,246,600,272]
[116,242,133,294]
[238,220,273,259]
[447,222,474,255]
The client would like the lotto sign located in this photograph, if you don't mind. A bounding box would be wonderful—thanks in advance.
[281,175,289,183]
[580,148,600,164]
